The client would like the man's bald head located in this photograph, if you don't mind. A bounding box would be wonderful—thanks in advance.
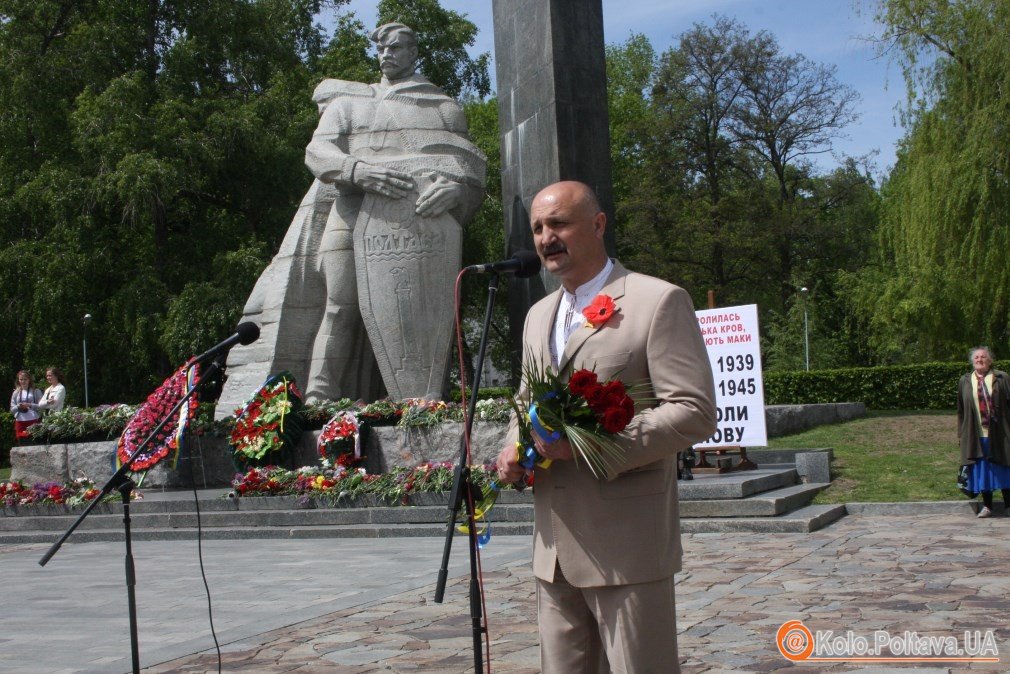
[531,181,602,219]
[529,181,609,291]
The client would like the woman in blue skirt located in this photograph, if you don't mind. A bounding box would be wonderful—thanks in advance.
[957,346,1010,517]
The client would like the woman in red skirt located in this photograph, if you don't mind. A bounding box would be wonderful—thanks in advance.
[9,370,42,444]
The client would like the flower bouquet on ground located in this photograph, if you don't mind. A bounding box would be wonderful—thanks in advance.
[117,363,201,474]
[1,477,103,507]
[230,372,304,470]
[317,411,362,468]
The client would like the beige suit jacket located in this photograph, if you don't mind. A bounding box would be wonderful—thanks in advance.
[508,262,716,588]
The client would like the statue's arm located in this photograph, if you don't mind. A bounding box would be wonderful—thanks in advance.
[305,98,415,198]
[304,102,358,187]
[413,100,487,219]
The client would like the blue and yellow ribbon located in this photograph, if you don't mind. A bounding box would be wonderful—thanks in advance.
[529,402,561,444]
[458,440,553,548]
[458,393,563,547]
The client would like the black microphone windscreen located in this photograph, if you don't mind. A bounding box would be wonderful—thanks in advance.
[514,250,542,278]
[236,322,260,345]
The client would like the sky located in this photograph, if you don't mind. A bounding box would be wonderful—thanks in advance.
[329,0,906,179]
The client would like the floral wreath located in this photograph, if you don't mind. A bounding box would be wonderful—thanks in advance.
[317,411,361,467]
[230,372,304,466]
[117,362,200,472]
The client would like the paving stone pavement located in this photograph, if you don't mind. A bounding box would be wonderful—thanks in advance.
[3,513,1008,673]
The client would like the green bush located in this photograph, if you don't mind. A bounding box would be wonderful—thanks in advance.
[763,361,988,409]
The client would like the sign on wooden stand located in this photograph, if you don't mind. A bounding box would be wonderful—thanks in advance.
[693,303,767,473]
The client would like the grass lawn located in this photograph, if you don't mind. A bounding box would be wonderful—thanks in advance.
[0,467,9,481]
[766,410,966,503]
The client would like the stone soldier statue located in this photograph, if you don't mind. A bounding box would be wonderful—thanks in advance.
[218,23,486,415]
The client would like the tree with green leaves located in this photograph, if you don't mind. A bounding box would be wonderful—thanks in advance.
[845,0,1010,362]
[731,28,861,307]
[0,0,334,403]
[606,23,876,370]
[648,18,773,304]
[0,0,492,404]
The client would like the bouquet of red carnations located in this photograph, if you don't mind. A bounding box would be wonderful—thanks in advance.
[463,359,650,547]
[512,356,646,479]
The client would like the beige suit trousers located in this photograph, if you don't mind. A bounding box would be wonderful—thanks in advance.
[537,564,680,674]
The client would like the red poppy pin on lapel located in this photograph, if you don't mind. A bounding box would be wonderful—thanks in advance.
[583,294,618,328]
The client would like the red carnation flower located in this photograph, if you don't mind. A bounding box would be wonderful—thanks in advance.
[601,380,627,408]
[568,369,599,397]
[585,383,608,412]
[622,395,635,419]
[601,407,631,434]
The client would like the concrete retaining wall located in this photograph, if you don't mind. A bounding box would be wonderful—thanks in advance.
[11,422,508,489]
[765,403,866,438]
[12,403,862,488]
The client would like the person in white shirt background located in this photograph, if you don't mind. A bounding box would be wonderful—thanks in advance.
[38,366,66,415]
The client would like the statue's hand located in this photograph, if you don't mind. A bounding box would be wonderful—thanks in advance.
[353,163,414,199]
[415,175,464,217]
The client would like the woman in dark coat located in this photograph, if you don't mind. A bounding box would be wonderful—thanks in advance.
[957,346,1010,517]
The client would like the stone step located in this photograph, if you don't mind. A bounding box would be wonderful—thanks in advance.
[679,483,829,518]
[0,489,532,518]
[677,466,798,500]
[1,481,819,532]
[0,521,538,544]
[9,505,848,544]
[680,504,847,533]
[0,465,845,542]
[0,503,536,532]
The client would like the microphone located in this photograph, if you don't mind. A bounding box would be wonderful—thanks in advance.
[465,250,542,278]
[192,322,260,364]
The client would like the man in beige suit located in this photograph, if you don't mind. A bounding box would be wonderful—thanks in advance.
[496,181,716,673]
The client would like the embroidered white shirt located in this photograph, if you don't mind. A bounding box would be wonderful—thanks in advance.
[551,259,614,367]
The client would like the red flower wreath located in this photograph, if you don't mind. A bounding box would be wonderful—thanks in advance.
[317,411,361,467]
[230,372,304,463]
[117,363,200,471]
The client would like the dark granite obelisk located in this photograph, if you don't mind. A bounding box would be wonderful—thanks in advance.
[492,0,616,373]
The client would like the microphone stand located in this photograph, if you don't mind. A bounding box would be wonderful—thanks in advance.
[434,272,500,673]
[39,356,224,674]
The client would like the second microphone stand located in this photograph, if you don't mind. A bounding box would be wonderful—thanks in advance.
[39,357,223,674]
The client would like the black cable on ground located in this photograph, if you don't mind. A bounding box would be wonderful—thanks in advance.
[188,436,222,673]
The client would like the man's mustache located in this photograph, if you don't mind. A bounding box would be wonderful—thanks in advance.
[542,243,567,256]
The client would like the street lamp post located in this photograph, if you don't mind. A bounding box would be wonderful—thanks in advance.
[82,313,92,408]
[800,288,809,371]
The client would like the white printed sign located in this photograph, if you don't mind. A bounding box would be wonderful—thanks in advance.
[694,304,767,447]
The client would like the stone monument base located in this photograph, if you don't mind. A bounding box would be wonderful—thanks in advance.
[9,403,864,488]
[10,422,509,489]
